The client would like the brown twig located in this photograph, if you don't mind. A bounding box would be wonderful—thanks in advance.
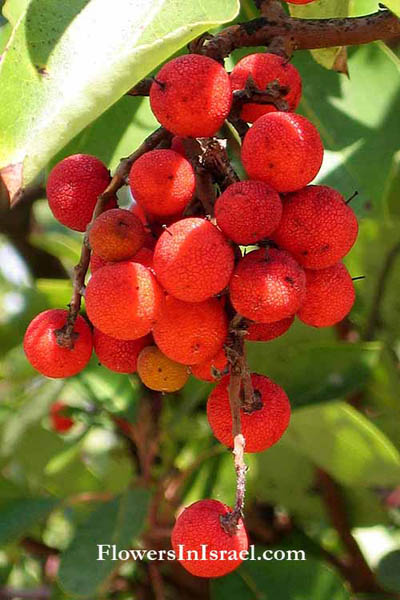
[182,138,216,215]
[316,469,386,594]
[127,77,153,96]
[56,127,171,348]
[193,10,400,61]
[220,314,255,534]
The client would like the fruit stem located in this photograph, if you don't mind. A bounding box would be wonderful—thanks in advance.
[58,127,172,347]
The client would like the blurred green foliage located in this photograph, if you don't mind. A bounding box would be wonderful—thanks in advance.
[0,0,399,598]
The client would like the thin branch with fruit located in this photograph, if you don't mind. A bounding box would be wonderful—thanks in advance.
[20,0,398,591]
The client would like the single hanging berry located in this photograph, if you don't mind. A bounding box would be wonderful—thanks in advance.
[171,499,248,577]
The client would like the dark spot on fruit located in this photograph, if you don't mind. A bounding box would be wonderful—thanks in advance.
[158,367,162,373]
[285,276,294,285]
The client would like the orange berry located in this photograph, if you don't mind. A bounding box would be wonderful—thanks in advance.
[153,217,234,302]
[230,248,306,323]
[152,296,228,365]
[137,345,189,392]
[85,262,164,340]
[150,54,232,137]
[171,499,248,578]
[24,309,93,378]
[273,185,358,269]
[230,53,302,123]
[246,316,294,341]
[207,373,291,452]
[50,401,74,433]
[191,347,228,382]
[215,180,282,245]
[297,263,355,327]
[241,112,324,192]
[89,208,146,262]
[129,150,195,218]
[46,154,116,232]
[93,329,151,373]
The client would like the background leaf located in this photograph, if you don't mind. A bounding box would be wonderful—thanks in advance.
[0,0,240,193]
[58,488,151,597]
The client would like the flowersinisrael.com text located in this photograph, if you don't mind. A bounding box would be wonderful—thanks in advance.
[97,544,306,562]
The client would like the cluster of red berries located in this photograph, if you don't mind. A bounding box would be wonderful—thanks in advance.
[24,48,357,579]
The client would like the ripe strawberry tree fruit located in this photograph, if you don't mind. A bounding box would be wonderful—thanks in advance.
[6,0,396,595]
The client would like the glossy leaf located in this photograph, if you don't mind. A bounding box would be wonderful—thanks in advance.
[0,0,240,198]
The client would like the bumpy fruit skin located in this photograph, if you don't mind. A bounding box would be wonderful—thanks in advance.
[129,150,195,218]
[171,499,248,578]
[50,401,74,433]
[241,112,324,193]
[207,374,291,452]
[46,154,116,232]
[93,329,151,373]
[274,185,358,269]
[153,218,234,302]
[215,180,282,245]
[230,248,306,323]
[24,309,93,378]
[150,54,232,137]
[89,208,146,262]
[297,263,355,327]
[90,253,109,273]
[132,247,154,269]
[230,53,302,123]
[137,345,189,392]
[85,262,164,340]
[191,347,228,382]
[152,296,228,365]
[247,316,294,342]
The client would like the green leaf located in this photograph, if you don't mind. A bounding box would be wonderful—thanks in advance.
[294,42,400,215]
[211,553,350,600]
[286,401,400,486]
[247,335,380,408]
[384,0,400,17]
[288,0,351,70]
[0,0,240,198]
[0,379,63,457]
[58,488,151,597]
[377,550,400,592]
[0,497,58,545]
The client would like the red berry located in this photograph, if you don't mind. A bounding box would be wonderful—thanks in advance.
[286,0,315,4]
[207,374,291,452]
[129,150,195,218]
[247,316,294,342]
[132,247,154,269]
[230,53,302,123]
[152,296,228,365]
[229,248,306,323]
[93,329,151,374]
[170,136,187,157]
[274,185,358,269]
[90,253,109,273]
[297,263,355,327]
[241,112,324,192]
[85,262,164,340]
[153,218,234,303]
[50,401,74,433]
[89,208,146,262]
[191,347,228,382]
[215,180,282,245]
[46,154,116,232]
[150,54,232,137]
[171,499,248,578]
[24,309,93,378]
